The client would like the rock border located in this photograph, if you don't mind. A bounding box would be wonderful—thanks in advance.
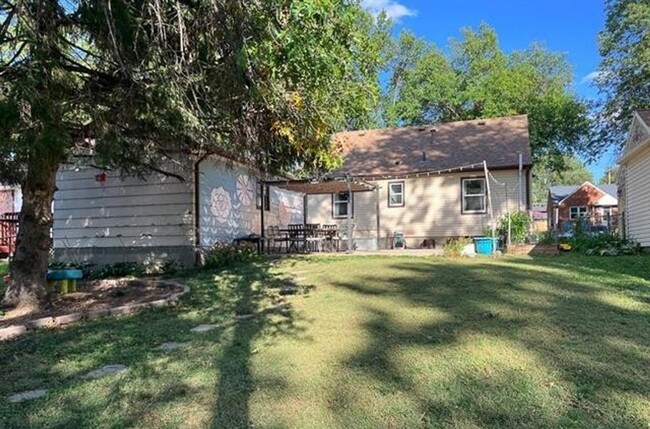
[0,280,190,341]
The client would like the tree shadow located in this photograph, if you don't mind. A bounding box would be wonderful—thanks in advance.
[327,257,650,427]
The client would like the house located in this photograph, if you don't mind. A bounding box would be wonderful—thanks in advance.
[531,203,548,232]
[53,155,303,266]
[618,110,650,249]
[547,182,618,233]
[301,115,533,250]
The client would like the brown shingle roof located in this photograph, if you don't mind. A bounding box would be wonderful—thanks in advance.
[332,115,532,177]
[636,110,650,127]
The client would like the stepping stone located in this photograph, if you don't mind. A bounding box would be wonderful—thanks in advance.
[81,364,128,379]
[156,342,185,351]
[8,390,46,403]
[190,324,219,333]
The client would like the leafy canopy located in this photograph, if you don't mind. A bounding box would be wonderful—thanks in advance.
[383,24,592,169]
[595,0,650,150]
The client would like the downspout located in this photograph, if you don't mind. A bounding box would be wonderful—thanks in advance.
[518,153,523,211]
[346,175,353,254]
[375,185,380,250]
[193,153,211,265]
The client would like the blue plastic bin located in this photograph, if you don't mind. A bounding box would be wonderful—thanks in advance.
[474,237,498,255]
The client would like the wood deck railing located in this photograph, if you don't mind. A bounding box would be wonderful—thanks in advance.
[0,212,19,257]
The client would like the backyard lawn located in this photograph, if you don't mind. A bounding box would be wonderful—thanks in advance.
[1,254,649,428]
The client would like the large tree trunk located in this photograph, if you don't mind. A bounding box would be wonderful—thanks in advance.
[2,164,58,311]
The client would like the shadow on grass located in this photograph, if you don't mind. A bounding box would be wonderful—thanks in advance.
[0,260,311,429]
[328,256,650,428]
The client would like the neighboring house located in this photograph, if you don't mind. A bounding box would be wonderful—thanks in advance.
[618,110,650,249]
[53,155,303,266]
[547,182,618,232]
[0,185,21,215]
[303,115,533,250]
[532,204,548,232]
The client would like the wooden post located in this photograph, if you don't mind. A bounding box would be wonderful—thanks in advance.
[346,175,353,254]
[260,181,265,253]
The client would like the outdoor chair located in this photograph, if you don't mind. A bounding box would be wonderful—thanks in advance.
[305,224,323,252]
[266,226,289,254]
[322,224,340,252]
[287,224,306,253]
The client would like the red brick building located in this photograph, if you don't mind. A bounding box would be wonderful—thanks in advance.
[547,182,618,232]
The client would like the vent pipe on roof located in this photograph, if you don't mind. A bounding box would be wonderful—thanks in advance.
[422,151,427,162]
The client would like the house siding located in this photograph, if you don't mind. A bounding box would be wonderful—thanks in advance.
[197,156,303,247]
[53,162,195,265]
[306,169,526,250]
[623,144,650,248]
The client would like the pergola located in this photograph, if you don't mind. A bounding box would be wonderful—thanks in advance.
[260,176,377,253]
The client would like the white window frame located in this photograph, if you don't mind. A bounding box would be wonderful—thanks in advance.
[570,206,587,219]
[332,192,352,219]
[461,178,487,214]
[388,181,405,207]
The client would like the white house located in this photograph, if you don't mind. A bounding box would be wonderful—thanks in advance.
[618,110,650,249]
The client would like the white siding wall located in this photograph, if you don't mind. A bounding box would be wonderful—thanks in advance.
[624,144,650,247]
[198,156,303,246]
[54,164,194,251]
[306,170,526,249]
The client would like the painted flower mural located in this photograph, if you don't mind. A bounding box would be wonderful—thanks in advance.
[210,187,232,223]
[236,174,255,207]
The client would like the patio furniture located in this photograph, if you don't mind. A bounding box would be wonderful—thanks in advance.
[266,226,289,254]
[233,233,263,254]
[305,224,324,252]
[321,224,340,252]
[287,224,306,253]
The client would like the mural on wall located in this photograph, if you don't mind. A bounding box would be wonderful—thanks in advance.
[199,157,304,246]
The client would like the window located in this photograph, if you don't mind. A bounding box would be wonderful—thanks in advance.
[461,178,486,214]
[570,206,587,219]
[256,183,270,211]
[388,181,404,207]
[332,192,352,218]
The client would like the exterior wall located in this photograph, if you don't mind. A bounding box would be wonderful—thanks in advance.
[53,163,195,266]
[198,156,303,247]
[0,188,15,215]
[623,144,650,247]
[306,169,527,250]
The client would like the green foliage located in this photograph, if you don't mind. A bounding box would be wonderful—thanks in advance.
[498,211,532,244]
[443,237,473,258]
[48,259,184,279]
[203,243,259,270]
[383,24,592,169]
[596,0,650,150]
[532,155,593,203]
[570,233,641,256]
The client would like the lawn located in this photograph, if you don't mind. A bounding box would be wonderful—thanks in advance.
[1,254,649,428]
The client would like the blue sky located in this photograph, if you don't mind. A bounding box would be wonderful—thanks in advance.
[361,0,616,181]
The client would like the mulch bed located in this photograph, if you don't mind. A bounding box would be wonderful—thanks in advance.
[0,278,184,327]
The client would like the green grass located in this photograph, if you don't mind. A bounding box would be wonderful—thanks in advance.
[1,254,650,428]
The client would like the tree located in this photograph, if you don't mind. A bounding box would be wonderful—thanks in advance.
[384,24,592,168]
[0,0,386,310]
[532,156,594,204]
[595,0,650,151]
[599,165,619,184]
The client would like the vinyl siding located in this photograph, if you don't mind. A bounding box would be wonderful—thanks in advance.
[53,164,194,250]
[306,169,526,249]
[624,144,650,247]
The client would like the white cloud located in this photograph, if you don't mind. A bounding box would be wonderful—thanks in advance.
[361,0,418,21]
[581,70,605,84]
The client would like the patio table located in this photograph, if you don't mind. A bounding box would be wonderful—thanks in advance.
[278,227,340,253]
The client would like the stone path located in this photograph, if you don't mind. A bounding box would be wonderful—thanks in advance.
[8,390,47,403]
[81,364,128,379]
[156,342,186,351]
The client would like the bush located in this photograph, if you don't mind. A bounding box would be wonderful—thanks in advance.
[570,233,641,256]
[203,242,259,269]
[498,211,531,244]
[443,237,473,258]
[48,259,184,279]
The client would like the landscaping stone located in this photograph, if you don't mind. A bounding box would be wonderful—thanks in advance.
[81,364,128,379]
[8,390,47,403]
[190,324,219,333]
[156,342,185,351]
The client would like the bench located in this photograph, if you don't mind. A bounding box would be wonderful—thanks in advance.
[47,269,83,294]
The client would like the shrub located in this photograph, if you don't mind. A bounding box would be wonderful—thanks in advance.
[443,237,473,258]
[203,242,259,269]
[498,211,531,244]
[570,233,641,256]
